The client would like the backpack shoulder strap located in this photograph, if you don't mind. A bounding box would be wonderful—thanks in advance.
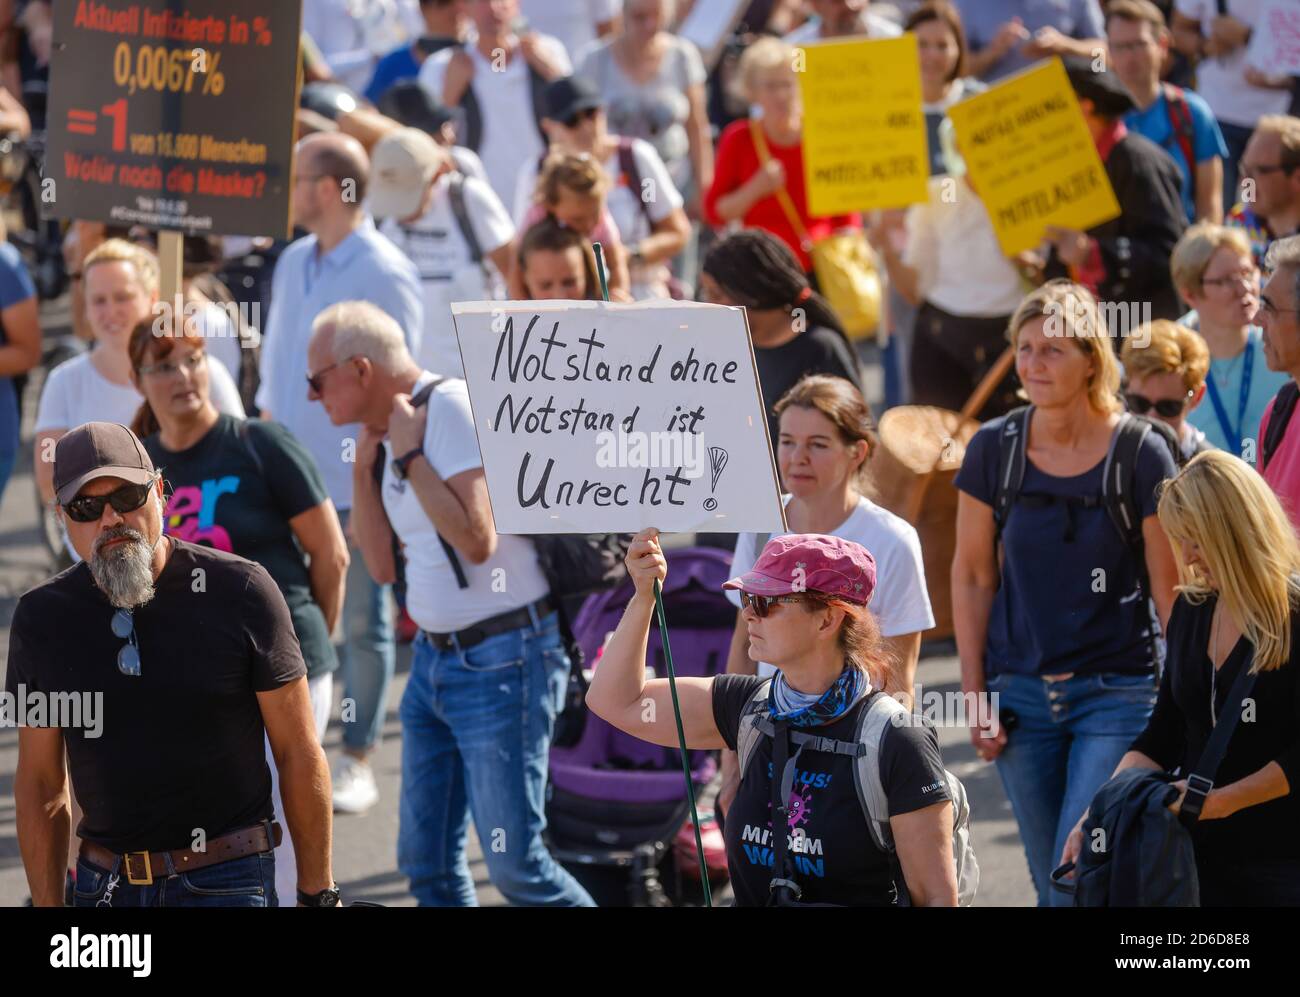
[1161,83,1197,198]
[991,406,1032,542]
[851,692,910,855]
[407,374,469,590]
[617,137,653,229]
[1263,381,1300,472]
[446,173,484,265]
[1101,413,1151,546]
[736,679,773,782]
[527,61,549,147]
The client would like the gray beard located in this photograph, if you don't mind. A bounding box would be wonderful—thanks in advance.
[89,527,159,609]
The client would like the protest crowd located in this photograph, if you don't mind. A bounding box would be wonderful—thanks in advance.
[4,0,1300,912]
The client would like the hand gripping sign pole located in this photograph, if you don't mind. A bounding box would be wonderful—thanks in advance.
[593,242,712,907]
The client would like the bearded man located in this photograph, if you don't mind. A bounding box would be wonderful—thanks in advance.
[5,422,340,907]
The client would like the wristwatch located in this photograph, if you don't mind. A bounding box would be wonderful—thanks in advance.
[297,885,341,907]
[391,447,424,480]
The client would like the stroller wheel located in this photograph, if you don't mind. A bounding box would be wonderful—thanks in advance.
[631,869,671,908]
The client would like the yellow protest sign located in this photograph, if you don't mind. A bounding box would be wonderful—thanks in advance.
[798,34,929,215]
[945,57,1120,256]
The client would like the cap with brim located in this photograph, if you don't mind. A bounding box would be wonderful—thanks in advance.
[369,126,441,219]
[722,533,877,607]
[543,76,604,123]
[377,82,462,137]
[1062,54,1137,118]
[54,422,156,506]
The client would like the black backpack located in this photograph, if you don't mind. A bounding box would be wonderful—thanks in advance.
[992,407,1181,670]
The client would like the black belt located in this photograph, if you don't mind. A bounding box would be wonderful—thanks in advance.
[422,595,554,651]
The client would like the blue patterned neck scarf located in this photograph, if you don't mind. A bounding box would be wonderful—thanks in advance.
[768,667,868,728]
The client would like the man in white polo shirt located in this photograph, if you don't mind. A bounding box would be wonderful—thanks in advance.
[307,299,594,906]
[418,0,572,202]
[369,127,516,379]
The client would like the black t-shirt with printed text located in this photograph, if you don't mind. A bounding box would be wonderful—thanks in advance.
[144,414,336,679]
[4,541,307,853]
[712,674,951,906]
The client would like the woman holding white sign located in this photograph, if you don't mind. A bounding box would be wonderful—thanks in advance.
[586,529,959,907]
[716,374,935,819]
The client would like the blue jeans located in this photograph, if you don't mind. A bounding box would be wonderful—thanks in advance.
[72,851,277,907]
[338,509,396,753]
[397,608,595,906]
[989,671,1157,907]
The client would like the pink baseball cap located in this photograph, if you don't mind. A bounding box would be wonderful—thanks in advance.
[723,533,877,606]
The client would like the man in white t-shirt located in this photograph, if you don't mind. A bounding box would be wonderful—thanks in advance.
[307,300,594,907]
[1172,0,1294,206]
[418,0,573,203]
[512,76,690,299]
[369,127,515,377]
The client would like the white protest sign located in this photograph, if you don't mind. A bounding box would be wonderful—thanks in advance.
[451,299,787,536]
[1246,1,1300,77]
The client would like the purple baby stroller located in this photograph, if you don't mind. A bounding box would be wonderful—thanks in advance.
[546,546,737,906]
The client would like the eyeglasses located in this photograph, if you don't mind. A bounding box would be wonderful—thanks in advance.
[63,479,157,523]
[1125,390,1192,418]
[739,592,810,617]
[563,107,600,129]
[137,351,206,378]
[306,356,359,394]
[111,608,141,677]
[1241,162,1295,179]
[1201,268,1259,290]
[1259,297,1300,320]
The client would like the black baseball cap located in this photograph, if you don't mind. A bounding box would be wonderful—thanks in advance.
[377,82,462,136]
[54,423,156,506]
[543,76,604,124]
[1062,55,1137,118]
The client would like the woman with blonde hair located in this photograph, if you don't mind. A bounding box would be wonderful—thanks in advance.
[1170,222,1286,460]
[1062,450,1300,904]
[587,528,958,907]
[951,279,1180,906]
[702,35,861,279]
[33,238,245,552]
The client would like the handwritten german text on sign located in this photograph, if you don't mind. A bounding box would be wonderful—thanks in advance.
[798,34,930,215]
[945,57,1121,256]
[452,300,787,536]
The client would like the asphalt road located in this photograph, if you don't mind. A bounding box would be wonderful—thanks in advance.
[0,309,1034,907]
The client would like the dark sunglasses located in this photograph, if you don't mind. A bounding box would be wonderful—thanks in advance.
[563,106,600,129]
[111,608,141,677]
[63,479,156,523]
[739,592,810,618]
[306,355,359,394]
[1125,391,1191,418]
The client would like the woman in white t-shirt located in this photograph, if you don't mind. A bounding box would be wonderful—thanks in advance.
[34,238,244,513]
[724,373,936,694]
[717,374,935,812]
